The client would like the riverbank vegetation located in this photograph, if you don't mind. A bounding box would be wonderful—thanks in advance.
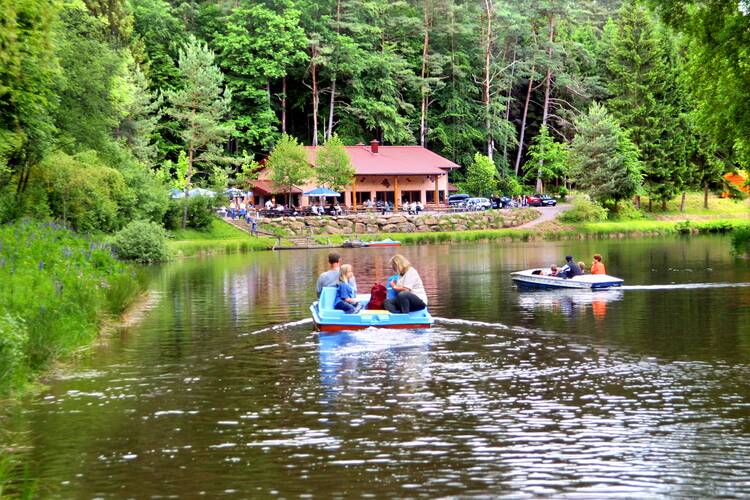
[0,221,147,395]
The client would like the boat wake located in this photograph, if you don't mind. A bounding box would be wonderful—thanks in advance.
[621,282,750,291]
[432,317,511,331]
[241,318,313,337]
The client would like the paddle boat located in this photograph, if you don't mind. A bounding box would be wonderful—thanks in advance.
[341,238,401,249]
[511,268,624,289]
[311,286,433,332]
[365,238,401,247]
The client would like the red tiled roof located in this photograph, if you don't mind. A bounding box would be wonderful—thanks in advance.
[249,179,302,195]
[304,145,459,176]
[447,183,459,192]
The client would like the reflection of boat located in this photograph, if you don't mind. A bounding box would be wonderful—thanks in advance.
[511,269,624,289]
[311,287,433,332]
[517,288,624,319]
[365,238,401,247]
[516,288,624,308]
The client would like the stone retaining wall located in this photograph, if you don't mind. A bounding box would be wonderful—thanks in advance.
[258,209,539,236]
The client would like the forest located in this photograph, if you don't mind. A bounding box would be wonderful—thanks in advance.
[1,0,749,232]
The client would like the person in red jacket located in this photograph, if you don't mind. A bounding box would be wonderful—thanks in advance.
[591,254,606,275]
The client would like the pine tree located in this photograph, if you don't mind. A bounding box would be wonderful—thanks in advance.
[606,0,686,209]
[164,37,232,226]
[570,103,642,207]
[522,125,569,192]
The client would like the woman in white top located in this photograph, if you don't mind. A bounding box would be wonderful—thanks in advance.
[384,254,427,313]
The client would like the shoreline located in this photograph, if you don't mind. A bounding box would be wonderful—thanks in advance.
[168,217,750,258]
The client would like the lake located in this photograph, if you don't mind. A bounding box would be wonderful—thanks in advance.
[4,236,750,497]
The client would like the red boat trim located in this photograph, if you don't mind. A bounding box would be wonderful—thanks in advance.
[316,323,431,332]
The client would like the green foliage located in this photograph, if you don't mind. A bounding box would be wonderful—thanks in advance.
[558,194,608,222]
[211,2,306,151]
[162,196,216,231]
[164,37,232,190]
[606,0,688,207]
[498,174,523,197]
[570,103,642,206]
[0,220,145,394]
[522,126,570,190]
[315,134,354,192]
[111,220,169,262]
[267,134,313,204]
[461,153,498,197]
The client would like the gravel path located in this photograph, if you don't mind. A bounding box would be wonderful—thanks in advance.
[516,203,571,229]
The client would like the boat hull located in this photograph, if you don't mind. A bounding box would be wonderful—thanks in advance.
[311,289,433,331]
[511,269,624,289]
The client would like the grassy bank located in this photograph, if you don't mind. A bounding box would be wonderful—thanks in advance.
[312,218,750,247]
[637,192,749,218]
[0,220,148,395]
[167,219,277,258]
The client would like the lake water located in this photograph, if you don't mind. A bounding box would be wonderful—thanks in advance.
[4,236,750,497]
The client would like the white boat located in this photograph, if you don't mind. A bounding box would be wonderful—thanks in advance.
[511,268,624,289]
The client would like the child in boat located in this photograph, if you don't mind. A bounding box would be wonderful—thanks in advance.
[578,261,586,274]
[334,264,362,314]
[549,265,559,277]
[591,254,606,274]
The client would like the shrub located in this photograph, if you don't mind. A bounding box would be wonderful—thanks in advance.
[0,313,28,389]
[731,227,750,256]
[558,195,608,223]
[162,196,216,231]
[111,220,169,263]
[557,186,568,200]
[607,200,645,221]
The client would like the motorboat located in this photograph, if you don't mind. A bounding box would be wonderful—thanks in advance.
[364,238,401,247]
[311,286,433,332]
[511,268,624,289]
[341,238,401,249]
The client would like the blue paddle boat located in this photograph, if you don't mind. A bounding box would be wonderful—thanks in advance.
[311,286,434,332]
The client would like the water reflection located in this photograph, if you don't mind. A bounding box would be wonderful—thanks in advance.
[516,289,624,320]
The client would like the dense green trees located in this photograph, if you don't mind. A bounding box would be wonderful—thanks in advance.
[0,0,743,231]
[570,103,642,207]
[267,134,312,205]
[315,134,355,192]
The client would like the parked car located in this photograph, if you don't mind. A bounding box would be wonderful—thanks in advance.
[448,193,470,207]
[525,194,542,206]
[538,194,557,206]
[466,197,492,210]
[491,195,513,209]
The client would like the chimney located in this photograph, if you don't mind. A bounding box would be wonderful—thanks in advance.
[370,139,379,154]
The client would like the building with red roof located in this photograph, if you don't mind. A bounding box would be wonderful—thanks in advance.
[251,140,459,208]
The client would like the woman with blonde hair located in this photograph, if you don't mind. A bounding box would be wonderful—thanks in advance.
[384,254,427,313]
[334,264,361,314]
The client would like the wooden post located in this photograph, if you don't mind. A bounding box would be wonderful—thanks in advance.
[433,176,439,208]
[352,176,357,212]
[394,176,400,209]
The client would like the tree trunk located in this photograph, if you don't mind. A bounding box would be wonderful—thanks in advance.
[311,45,319,146]
[679,191,686,212]
[281,76,287,134]
[482,0,493,160]
[326,0,341,141]
[182,147,194,229]
[635,195,641,210]
[704,182,709,209]
[420,0,431,148]
[536,14,555,194]
[514,68,535,175]
[502,45,517,167]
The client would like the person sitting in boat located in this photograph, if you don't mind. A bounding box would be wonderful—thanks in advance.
[384,254,428,314]
[559,255,583,279]
[591,254,606,275]
[334,264,362,314]
[316,252,357,297]
[548,265,559,277]
[578,261,586,274]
